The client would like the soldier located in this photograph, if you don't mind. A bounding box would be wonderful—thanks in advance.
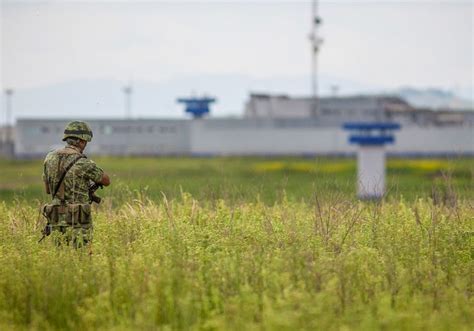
[41,121,110,247]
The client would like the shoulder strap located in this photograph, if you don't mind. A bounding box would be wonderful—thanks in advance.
[51,154,86,200]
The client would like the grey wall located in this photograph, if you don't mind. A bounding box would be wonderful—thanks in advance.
[15,119,191,157]
[14,118,474,158]
[190,119,352,155]
[191,119,474,156]
[388,126,474,155]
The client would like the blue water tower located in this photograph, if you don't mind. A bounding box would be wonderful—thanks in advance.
[343,122,401,199]
[177,96,216,119]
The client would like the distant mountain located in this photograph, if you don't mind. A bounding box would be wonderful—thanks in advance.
[1,77,472,125]
[395,87,473,110]
[0,74,381,121]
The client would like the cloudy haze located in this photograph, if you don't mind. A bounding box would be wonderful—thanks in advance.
[1,0,473,120]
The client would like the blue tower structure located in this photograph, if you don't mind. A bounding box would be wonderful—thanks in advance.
[343,122,401,146]
[177,97,216,119]
[343,122,401,199]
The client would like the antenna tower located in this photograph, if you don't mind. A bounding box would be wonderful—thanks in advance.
[308,0,323,114]
[4,89,14,143]
[123,84,133,119]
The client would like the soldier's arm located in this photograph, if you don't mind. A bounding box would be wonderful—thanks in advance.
[81,159,110,187]
[42,162,50,194]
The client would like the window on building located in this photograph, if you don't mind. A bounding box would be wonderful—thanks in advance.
[103,125,113,135]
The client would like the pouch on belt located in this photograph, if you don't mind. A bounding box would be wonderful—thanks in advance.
[42,203,91,225]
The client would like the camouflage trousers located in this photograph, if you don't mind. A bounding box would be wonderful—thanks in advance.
[42,203,93,248]
[50,225,93,249]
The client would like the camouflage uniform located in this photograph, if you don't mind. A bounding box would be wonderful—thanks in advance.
[42,121,104,247]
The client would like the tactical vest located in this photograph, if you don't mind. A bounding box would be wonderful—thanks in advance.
[42,147,92,227]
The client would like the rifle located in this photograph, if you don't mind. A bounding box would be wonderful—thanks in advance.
[89,182,103,204]
[38,224,51,243]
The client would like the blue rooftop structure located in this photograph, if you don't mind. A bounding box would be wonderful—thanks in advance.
[177,97,216,119]
[343,122,401,146]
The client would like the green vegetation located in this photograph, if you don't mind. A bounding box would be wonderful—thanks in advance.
[1,157,473,204]
[0,157,473,330]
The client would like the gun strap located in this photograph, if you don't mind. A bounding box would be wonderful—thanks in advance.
[52,154,86,201]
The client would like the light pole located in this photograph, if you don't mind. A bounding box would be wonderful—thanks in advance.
[308,0,323,117]
[123,85,133,119]
[4,88,14,143]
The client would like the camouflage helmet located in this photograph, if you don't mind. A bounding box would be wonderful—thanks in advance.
[62,121,93,142]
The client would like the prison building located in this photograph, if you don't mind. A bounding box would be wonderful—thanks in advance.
[10,95,474,158]
[244,94,474,126]
[14,119,474,158]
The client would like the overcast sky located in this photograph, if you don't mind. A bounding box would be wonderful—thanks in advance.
[1,0,472,92]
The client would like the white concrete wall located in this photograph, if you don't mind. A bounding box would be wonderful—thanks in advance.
[387,126,474,155]
[14,118,474,157]
[190,120,352,155]
[15,119,191,157]
[191,120,474,156]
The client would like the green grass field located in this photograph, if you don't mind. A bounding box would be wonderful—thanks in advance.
[0,157,473,330]
[1,156,473,204]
